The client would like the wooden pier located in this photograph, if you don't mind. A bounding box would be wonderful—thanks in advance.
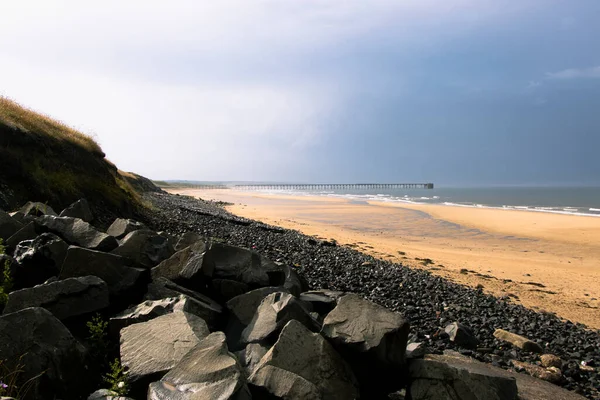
[186,183,434,190]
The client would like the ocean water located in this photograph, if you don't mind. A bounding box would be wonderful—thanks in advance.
[255,186,600,217]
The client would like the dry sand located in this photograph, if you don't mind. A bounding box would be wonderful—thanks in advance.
[169,188,600,329]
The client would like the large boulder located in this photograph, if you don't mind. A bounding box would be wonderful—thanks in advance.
[87,389,134,400]
[111,230,174,269]
[225,287,289,350]
[0,307,88,400]
[59,198,93,222]
[249,320,359,399]
[0,209,23,240]
[240,291,318,347]
[445,322,480,349]
[12,233,68,289]
[321,293,410,394]
[110,294,222,336]
[148,332,251,400]
[60,246,146,301]
[211,279,249,301]
[106,218,146,239]
[410,351,585,400]
[494,329,543,353]
[236,343,269,376]
[19,201,58,217]
[299,289,344,316]
[174,231,203,251]
[5,221,41,249]
[3,276,109,319]
[37,215,118,251]
[151,240,207,286]
[279,263,309,296]
[120,311,210,385]
[144,278,223,330]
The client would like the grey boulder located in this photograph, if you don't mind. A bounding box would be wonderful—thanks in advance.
[0,307,88,400]
[111,230,174,269]
[148,332,251,400]
[321,293,410,393]
[19,201,58,217]
[6,221,41,249]
[249,320,359,400]
[106,218,146,239]
[236,343,269,376]
[59,198,93,222]
[60,246,145,300]
[241,291,318,347]
[87,389,134,400]
[494,329,543,353]
[120,311,210,383]
[13,233,68,288]
[299,289,344,316]
[37,215,118,251]
[174,231,203,251]
[445,322,480,349]
[151,240,207,285]
[0,209,23,240]
[3,276,109,319]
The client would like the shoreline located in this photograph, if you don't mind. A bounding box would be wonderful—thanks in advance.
[167,188,600,329]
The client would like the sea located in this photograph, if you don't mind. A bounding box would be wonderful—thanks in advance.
[252,186,600,217]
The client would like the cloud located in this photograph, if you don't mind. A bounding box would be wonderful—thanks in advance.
[546,66,600,80]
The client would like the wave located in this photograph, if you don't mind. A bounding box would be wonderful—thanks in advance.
[590,208,600,212]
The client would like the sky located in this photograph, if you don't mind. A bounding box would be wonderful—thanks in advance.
[1,1,599,186]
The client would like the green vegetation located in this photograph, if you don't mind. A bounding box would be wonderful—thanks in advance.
[104,358,129,396]
[86,313,109,361]
[0,96,149,218]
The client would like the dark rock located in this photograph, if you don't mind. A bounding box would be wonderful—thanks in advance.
[6,221,41,249]
[144,278,223,329]
[0,307,88,400]
[321,293,410,394]
[111,230,174,268]
[120,311,210,384]
[87,389,134,400]
[110,294,222,336]
[280,263,309,296]
[37,215,118,251]
[406,342,427,359]
[13,233,68,289]
[3,276,109,319]
[151,240,207,286]
[236,343,269,376]
[148,332,251,400]
[0,209,23,240]
[60,246,146,301]
[106,218,146,239]
[249,320,359,400]
[211,278,250,301]
[240,291,318,347]
[175,231,203,251]
[59,199,93,222]
[8,210,27,224]
[299,289,344,316]
[445,322,480,349]
[19,201,58,217]
[494,329,543,353]
[408,352,518,400]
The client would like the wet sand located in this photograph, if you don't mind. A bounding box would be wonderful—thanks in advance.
[168,188,600,329]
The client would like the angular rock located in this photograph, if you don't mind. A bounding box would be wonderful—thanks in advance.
[241,291,318,347]
[0,209,23,240]
[175,231,203,251]
[59,198,93,222]
[151,240,207,285]
[409,353,518,400]
[3,276,109,319]
[6,221,41,249]
[19,201,58,217]
[211,279,249,301]
[494,329,543,353]
[249,320,359,400]
[144,278,223,329]
[203,242,283,287]
[280,263,309,296]
[110,294,222,336]
[236,343,269,376]
[224,287,289,350]
[111,230,174,268]
[87,389,134,400]
[37,215,118,251]
[322,293,409,394]
[148,332,251,400]
[106,218,146,239]
[60,246,145,300]
[540,354,562,368]
[8,210,27,223]
[120,312,210,384]
[445,322,480,349]
[299,289,344,316]
[13,233,68,288]
[511,360,562,383]
[413,351,585,400]
[406,342,427,359]
[0,307,88,400]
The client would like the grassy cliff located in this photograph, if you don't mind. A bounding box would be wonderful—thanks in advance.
[0,97,156,225]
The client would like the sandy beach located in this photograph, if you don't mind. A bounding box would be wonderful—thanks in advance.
[168,188,600,329]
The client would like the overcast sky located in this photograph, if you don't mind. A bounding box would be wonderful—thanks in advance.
[1,1,599,185]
